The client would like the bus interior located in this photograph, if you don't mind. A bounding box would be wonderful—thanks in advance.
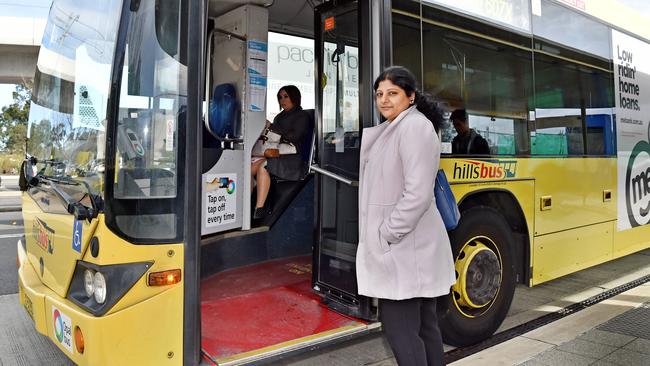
[199,1,369,364]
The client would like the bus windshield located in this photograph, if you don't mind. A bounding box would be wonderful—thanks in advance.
[27,0,123,195]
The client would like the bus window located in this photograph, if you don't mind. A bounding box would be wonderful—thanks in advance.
[531,110,615,156]
[586,113,615,155]
[530,114,581,155]
[108,0,187,242]
[532,50,614,156]
[392,0,422,88]
[532,0,611,62]
[266,32,315,122]
[462,115,528,155]
[401,5,533,156]
[154,0,183,62]
[114,0,186,200]
[322,36,360,161]
[531,0,614,156]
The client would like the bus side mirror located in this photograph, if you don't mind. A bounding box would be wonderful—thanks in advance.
[19,157,37,191]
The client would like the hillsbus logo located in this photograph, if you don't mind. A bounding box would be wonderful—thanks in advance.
[452,159,517,181]
[625,141,650,227]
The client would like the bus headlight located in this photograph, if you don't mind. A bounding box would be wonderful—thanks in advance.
[67,260,152,316]
[93,271,107,304]
[83,269,95,297]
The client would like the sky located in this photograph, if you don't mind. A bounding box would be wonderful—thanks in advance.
[0,84,17,110]
[619,0,650,17]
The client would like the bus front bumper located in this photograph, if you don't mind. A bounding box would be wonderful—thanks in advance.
[16,240,184,366]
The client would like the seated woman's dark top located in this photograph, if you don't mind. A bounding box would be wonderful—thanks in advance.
[266,106,311,181]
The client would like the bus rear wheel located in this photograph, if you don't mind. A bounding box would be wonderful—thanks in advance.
[438,206,517,347]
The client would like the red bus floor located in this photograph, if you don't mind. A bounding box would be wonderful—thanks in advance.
[200,255,364,362]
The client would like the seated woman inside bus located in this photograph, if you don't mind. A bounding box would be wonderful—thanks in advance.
[251,85,310,220]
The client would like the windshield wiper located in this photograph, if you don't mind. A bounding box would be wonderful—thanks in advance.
[39,175,103,222]
[23,156,104,221]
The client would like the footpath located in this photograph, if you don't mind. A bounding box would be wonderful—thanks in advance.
[450,283,650,366]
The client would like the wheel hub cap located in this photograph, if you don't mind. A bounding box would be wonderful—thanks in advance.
[453,239,502,309]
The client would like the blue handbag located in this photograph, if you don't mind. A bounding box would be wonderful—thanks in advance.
[434,169,460,230]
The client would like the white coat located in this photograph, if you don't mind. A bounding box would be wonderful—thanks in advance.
[356,106,456,300]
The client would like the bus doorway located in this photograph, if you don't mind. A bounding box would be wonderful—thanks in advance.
[199,1,379,364]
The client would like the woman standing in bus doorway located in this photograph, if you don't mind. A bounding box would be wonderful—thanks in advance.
[357,66,455,366]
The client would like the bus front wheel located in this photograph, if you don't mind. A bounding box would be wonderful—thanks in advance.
[438,206,517,347]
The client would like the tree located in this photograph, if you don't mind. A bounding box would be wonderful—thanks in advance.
[0,83,31,153]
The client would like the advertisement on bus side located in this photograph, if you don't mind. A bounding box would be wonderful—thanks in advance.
[613,30,650,230]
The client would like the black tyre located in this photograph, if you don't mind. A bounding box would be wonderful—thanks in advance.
[438,206,517,347]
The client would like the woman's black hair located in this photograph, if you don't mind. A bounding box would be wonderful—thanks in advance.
[277,85,302,110]
[373,66,442,132]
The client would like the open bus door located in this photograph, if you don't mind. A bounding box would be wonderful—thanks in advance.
[312,0,377,321]
[310,0,392,320]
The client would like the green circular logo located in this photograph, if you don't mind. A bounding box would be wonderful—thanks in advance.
[53,309,64,342]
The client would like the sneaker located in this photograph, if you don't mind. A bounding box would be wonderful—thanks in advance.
[253,207,266,220]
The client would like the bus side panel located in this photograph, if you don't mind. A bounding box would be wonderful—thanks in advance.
[450,178,535,248]
[531,158,616,236]
[532,221,614,285]
[613,225,650,259]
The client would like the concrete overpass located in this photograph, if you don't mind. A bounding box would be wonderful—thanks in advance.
[0,5,48,84]
[0,45,40,84]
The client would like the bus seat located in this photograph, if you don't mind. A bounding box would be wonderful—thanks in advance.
[202,123,223,173]
[208,83,239,139]
[299,108,316,178]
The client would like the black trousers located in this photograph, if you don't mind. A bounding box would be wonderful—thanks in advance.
[379,297,445,366]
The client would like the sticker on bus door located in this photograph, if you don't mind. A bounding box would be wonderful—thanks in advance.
[205,174,237,227]
[52,306,73,353]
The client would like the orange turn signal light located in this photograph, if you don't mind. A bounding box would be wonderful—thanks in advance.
[74,326,84,354]
[148,269,182,286]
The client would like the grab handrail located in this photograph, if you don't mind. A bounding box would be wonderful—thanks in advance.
[310,165,358,187]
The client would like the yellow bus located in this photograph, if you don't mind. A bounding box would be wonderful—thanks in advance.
[16,0,650,364]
